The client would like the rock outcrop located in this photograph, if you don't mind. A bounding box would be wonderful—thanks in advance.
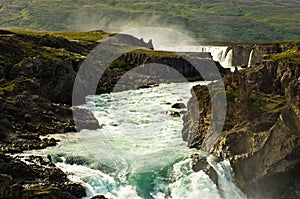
[0,31,101,153]
[0,153,86,199]
[0,31,103,198]
[182,41,300,198]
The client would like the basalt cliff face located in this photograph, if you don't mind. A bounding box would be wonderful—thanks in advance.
[0,31,103,199]
[96,50,230,94]
[183,41,300,198]
[228,42,297,67]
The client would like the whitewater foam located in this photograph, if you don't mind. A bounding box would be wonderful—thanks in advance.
[26,81,246,199]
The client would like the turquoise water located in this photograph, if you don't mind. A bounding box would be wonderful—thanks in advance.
[28,81,246,199]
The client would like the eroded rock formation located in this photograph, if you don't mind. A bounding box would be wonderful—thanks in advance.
[182,42,300,198]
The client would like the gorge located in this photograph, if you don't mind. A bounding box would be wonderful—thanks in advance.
[0,30,299,199]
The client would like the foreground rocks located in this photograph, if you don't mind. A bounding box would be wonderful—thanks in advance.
[182,41,300,198]
[0,78,100,153]
[0,153,86,199]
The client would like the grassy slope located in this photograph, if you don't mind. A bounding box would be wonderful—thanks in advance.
[0,0,299,42]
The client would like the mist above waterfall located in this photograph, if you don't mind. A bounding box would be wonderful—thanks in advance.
[121,27,199,49]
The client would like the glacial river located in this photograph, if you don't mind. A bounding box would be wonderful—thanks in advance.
[27,81,246,199]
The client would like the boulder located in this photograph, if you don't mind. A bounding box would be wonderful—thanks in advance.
[190,154,218,184]
[72,107,100,131]
[90,195,109,199]
[166,110,181,117]
[171,103,186,109]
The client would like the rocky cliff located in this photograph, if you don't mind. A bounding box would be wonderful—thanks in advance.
[0,31,102,152]
[182,41,300,198]
[0,30,104,198]
[227,42,297,67]
[96,50,230,94]
[70,33,230,104]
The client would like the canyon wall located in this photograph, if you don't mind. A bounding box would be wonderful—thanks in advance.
[182,41,300,198]
[95,51,230,94]
[228,42,297,67]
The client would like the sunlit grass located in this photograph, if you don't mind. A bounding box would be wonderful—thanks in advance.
[10,30,112,41]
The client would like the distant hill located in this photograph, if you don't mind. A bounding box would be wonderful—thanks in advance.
[0,0,299,42]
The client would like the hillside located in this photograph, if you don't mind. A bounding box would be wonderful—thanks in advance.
[0,0,299,42]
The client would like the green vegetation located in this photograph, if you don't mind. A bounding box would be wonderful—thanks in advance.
[0,29,103,69]
[249,94,284,112]
[0,0,299,42]
[132,49,179,58]
[270,47,300,64]
[40,47,86,62]
[107,60,128,72]
[0,82,15,94]
[12,30,109,41]
[226,86,237,101]
[263,42,300,65]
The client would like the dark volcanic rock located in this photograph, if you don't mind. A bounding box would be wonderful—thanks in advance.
[166,110,181,117]
[171,103,187,109]
[0,32,101,153]
[90,195,109,199]
[72,107,100,131]
[0,87,100,153]
[95,50,231,96]
[0,153,86,199]
[0,30,14,35]
[190,153,218,184]
[0,154,34,180]
[182,42,300,199]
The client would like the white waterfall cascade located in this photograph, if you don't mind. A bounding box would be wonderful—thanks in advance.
[222,49,233,67]
[156,46,233,68]
[247,49,254,67]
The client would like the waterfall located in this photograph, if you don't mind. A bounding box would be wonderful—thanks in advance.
[204,46,229,64]
[208,156,247,199]
[219,47,229,63]
[221,49,233,67]
[247,49,254,67]
[155,45,230,67]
